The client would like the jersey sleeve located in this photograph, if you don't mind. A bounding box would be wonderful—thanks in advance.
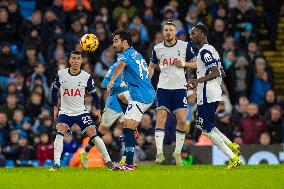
[51,74,60,106]
[117,54,128,65]
[200,49,218,69]
[150,48,158,64]
[185,43,196,61]
[86,76,100,109]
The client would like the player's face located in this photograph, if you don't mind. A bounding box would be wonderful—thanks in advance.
[113,35,124,53]
[190,27,202,45]
[163,25,176,42]
[69,54,83,69]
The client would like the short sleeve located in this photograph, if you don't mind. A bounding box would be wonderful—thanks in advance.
[200,49,218,69]
[117,55,128,65]
[150,49,158,64]
[86,76,96,94]
[185,43,195,61]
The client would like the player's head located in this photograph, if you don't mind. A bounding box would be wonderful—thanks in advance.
[113,30,132,53]
[162,21,177,43]
[190,24,208,45]
[68,50,83,69]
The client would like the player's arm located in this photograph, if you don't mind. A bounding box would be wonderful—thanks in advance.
[175,43,197,69]
[148,48,158,79]
[148,63,156,79]
[87,76,101,120]
[102,76,127,89]
[51,75,60,121]
[107,61,126,92]
[186,50,220,89]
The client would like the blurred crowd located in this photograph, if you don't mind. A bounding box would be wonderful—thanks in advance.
[0,0,283,167]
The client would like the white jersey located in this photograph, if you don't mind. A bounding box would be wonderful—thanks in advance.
[196,44,222,105]
[150,40,195,89]
[53,68,96,116]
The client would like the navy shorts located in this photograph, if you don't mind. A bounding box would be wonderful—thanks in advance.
[57,113,96,133]
[156,89,187,113]
[197,102,219,133]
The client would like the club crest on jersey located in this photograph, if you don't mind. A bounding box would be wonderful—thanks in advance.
[63,89,81,97]
[162,58,178,66]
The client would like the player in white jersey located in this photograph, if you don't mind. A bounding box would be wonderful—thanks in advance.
[148,22,197,166]
[187,24,241,169]
[49,51,114,171]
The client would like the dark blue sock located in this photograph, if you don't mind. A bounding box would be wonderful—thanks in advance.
[123,128,136,165]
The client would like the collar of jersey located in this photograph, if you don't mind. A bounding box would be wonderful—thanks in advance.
[123,47,132,53]
[164,40,177,47]
[68,68,81,76]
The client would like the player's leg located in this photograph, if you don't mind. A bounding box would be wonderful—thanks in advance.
[50,114,72,171]
[76,113,113,169]
[212,127,240,156]
[155,89,170,163]
[84,127,113,168]
[98,108,123,136]
[197,102,241,169]
[173,109,187,166]
[155,109,168,162]
[113,101,152,170]
[172,89,188,166]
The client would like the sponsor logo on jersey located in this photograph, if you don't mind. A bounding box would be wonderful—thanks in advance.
[63,89,81,97]
[162,58,178,66]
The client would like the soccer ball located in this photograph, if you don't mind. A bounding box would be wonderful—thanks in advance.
[80,34,99,52]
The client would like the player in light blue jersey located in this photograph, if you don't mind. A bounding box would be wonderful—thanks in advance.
[99,61,129,135]
[107,30,155,170]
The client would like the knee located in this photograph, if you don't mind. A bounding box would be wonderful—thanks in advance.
[98,125,108,135]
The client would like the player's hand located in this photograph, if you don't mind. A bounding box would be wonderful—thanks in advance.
[220,67,226,78]
[185,79,198,89]
[92,107,101,122]
[120,82,128,88]
[174,60,185,68]
[53,106,59,122]
[107,80,114,92]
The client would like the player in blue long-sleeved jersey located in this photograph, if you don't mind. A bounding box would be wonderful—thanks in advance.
[98,61,130,135]
[107,30,155,170]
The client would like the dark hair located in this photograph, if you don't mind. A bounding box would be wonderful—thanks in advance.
[70,50,82,57]
[163,20,176,28]
[113,30,132,46]
[195,24,208,36]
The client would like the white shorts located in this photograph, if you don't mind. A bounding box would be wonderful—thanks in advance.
[125,100,152,122]
[101,108,124,127]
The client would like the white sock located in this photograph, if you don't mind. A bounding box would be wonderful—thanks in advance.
[94,136,111,163]
[212,127,232,146]
[155,130,165,154]
[208,130,235,159]
[54,134,64,166]
[174,131,185,154]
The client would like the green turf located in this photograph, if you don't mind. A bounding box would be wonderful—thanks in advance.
[0,165,283,189]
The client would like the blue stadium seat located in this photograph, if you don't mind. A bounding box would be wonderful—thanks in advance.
[30,160,40,167]
[18,0,36,19]
[5,160,15,168]
[43,160,54,167]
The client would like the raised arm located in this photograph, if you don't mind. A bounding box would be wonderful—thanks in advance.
[107,61,126,92]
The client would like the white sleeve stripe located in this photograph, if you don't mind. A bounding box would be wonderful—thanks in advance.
[89,89,97,94]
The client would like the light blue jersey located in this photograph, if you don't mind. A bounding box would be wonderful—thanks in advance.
[117,48,155,104]
[101,62,127,113]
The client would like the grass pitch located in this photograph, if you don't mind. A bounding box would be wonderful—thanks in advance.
[0,165,283,189]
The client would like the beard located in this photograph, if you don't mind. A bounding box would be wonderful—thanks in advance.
[114,46,123,53]
[165,35,175,43]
